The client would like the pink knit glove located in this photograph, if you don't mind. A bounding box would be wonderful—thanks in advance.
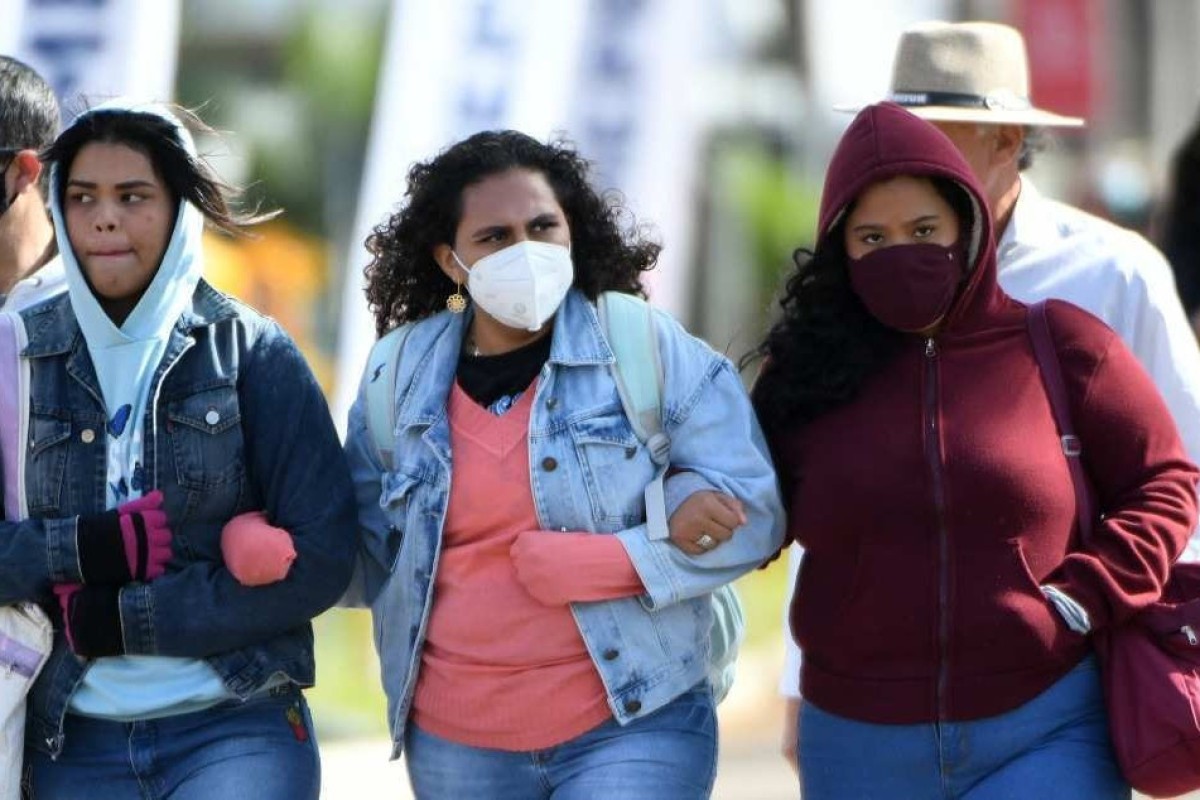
[221,511,296,586]
[76,490,172,584]
[118,491,172,581]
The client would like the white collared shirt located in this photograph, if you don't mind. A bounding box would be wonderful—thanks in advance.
[1,255,67,312]
[778,180,1200,697]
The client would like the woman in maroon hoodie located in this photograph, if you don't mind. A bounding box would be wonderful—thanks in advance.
[751,101,1199,798]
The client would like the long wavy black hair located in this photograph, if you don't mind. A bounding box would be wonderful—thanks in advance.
[43,105,277,236]
[748,176,975,440]
[364,130,660,336]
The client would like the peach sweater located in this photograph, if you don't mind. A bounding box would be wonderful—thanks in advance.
[411,382,642,750]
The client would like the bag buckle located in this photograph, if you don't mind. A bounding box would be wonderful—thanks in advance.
[1061,435,1082,457]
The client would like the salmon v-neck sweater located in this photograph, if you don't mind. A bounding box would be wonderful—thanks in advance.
[411,382,638,750]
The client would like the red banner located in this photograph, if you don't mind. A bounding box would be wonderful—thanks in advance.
[1010,0,1101,121]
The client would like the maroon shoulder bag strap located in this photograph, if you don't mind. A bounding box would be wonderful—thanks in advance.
[1026,300,1097,542]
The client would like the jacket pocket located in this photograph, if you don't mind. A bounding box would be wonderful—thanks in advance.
[978,541,1083,674]
[25,413,71,514]
[165,383,245,489]
[164,382,245,525]
[569,411,656,527]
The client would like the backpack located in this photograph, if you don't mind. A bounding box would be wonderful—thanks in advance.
[0,311,53,800]
[363,292,744,702]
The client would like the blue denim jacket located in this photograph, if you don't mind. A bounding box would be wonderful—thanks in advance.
[344,289,784,758]
[0,282,357,757]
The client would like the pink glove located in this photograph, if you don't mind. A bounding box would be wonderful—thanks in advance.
[77,489,172,584]
[221,511,296,586]
[53,583,83,652]
[118,491,172,581]
[53,582,124,657]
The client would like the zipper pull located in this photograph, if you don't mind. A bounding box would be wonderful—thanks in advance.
[925,338,937,358]
[1183,625,1197,646]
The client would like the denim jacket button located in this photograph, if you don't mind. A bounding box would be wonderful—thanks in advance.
[205,409,221,426]
[603,648,619,661]
[546,397,558,410]
[623,699,642,714]
[541,457,558,472]
[80,429,95,444]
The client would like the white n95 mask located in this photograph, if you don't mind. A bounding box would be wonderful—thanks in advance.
[453,240,574,331]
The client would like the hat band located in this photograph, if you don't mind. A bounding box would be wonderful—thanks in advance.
[889,90,1032,112]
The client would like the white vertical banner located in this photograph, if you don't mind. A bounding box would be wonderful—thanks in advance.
[331,0,590,429]
[9,0,181,109]
[567,0,706,321]
[0,0,28,56]
[804,0,950,124]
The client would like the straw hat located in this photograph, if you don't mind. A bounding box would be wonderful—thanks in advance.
[882,21,1084,127]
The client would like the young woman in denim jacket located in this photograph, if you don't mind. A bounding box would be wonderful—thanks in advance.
[1,101,357,797]
[343,130,784,799]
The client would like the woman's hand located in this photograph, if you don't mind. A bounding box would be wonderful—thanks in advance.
[221,511,297,587]
[76,490,172,584]
[668,490,746,556]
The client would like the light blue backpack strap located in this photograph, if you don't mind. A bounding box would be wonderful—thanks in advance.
[597,291,671,542]
[364,324,414,471]
[0,311,30,520]
[597,292,743,703]
[706,584,745,703]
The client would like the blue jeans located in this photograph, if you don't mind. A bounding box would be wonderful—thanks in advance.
[404,683,717,799]
[24,685,319,799]
[798,656,1129,799]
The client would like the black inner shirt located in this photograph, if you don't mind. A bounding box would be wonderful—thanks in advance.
[456,331,553,411]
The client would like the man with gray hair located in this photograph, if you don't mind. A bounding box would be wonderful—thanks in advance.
[0,55,64,311]
[778,19,1200,771]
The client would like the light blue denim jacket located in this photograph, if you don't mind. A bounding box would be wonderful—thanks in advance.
[344,289,784,758]
[0,283,357,757]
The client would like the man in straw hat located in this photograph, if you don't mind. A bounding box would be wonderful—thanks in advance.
[777,19,1200,773]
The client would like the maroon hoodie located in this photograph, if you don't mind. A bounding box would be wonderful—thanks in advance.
[780,102,1199,723]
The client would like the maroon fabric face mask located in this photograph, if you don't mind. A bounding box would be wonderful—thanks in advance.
[848,242,963,333]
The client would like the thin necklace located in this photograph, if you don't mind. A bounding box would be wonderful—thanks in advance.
[464,333,482,357]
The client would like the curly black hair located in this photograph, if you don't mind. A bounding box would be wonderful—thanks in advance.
[748,176,974,439]
[364,130,660,336]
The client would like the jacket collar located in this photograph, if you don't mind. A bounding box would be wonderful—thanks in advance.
[547,289,615,367]
[22,280,239,359]
[395,288,615,428]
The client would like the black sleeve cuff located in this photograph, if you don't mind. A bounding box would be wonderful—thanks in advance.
[67,585,125,658]
[76,510,130,584]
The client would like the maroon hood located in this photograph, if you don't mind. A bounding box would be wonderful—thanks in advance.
[818,102,1004,334]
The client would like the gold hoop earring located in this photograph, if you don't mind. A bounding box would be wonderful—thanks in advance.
[446,281,467,314]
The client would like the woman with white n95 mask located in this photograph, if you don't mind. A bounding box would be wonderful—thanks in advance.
[343,130,784,799]
[451,238,574,332]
